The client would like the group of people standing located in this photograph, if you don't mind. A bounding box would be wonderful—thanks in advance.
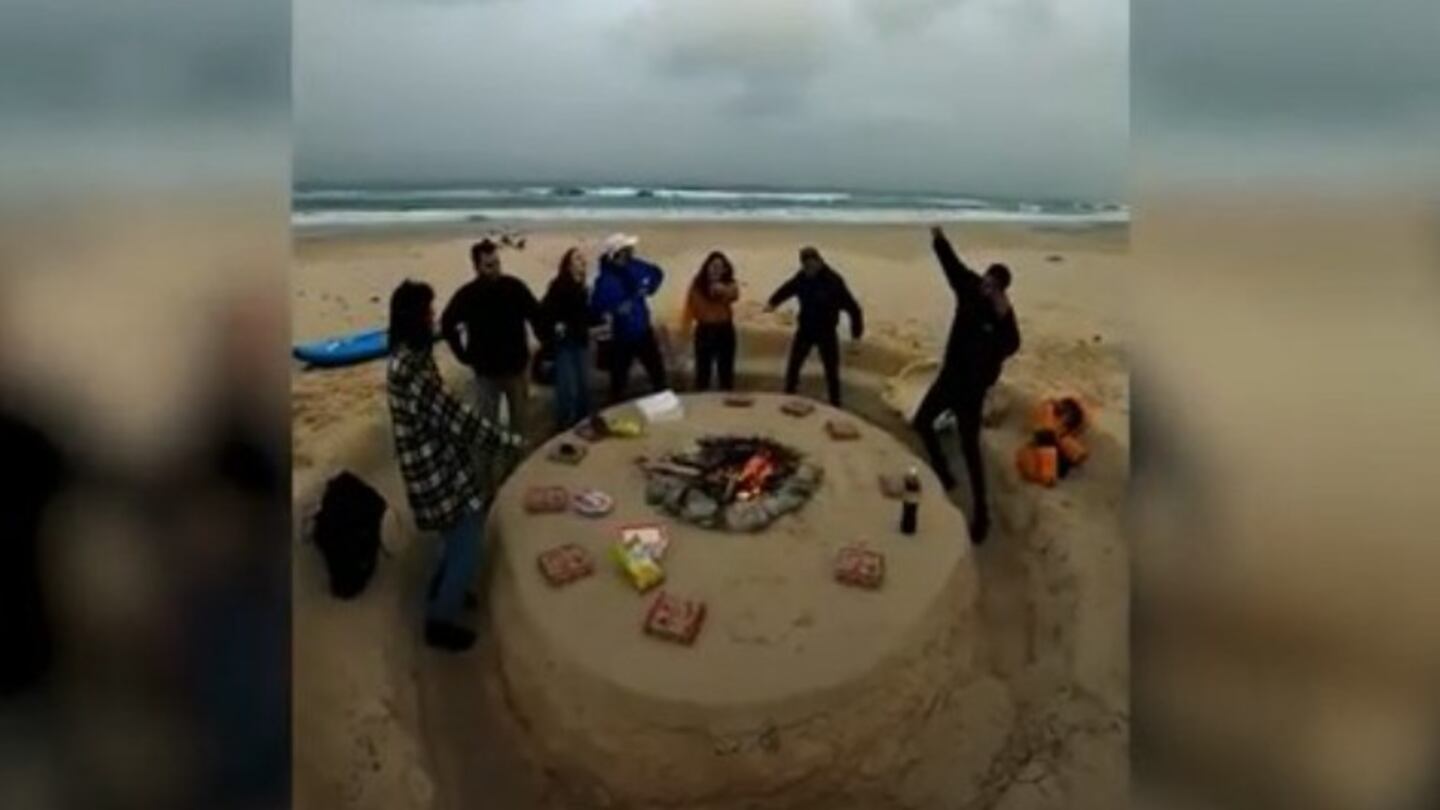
[385,227,1017,651]
[433,233,868,439]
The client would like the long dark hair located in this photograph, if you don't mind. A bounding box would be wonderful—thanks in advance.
[388,280,435,352]
[553,247,585,293]
[690,251,735,300]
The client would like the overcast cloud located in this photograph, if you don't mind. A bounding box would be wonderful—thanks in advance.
[295,0,1128,200]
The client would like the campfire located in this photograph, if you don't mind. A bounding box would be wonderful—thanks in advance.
[641,436,823,532]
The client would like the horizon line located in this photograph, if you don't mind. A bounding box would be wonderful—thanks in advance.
[291,181,1123,206]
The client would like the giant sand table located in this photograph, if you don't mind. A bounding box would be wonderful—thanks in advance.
[488,393,981,807]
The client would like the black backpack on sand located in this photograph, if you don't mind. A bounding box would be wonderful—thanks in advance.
[313,471,387,599]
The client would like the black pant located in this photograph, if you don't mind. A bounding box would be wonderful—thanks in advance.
[913,375,988,528]
[608,328,668,403]
[784,328,842,406]
[693,322,737,392]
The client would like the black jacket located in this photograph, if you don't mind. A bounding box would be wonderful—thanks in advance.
[932,233,1020,389]
[539,276,597,349]
[1,407,68,695]
[767,266,864,338]
[440,275,545,378]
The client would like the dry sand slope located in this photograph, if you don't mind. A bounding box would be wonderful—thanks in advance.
[291,221,1129,810]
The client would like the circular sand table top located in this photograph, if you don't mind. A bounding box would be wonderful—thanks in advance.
[489,393,980,806]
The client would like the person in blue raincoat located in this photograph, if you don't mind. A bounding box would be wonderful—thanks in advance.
[590,233,668,402]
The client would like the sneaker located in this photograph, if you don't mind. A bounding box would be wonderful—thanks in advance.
[425,621,476,652]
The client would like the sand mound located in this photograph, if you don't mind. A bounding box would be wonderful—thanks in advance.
[292,222,1129,809]
[293,347,1126,810]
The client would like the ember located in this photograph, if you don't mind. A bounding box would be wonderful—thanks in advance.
[642,435,823,532]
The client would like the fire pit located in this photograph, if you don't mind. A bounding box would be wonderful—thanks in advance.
[487,392,978,807]
[640,435,824,532]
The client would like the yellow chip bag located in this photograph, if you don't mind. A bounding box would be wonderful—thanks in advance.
[605,416,644,438]
[610,543,664,592]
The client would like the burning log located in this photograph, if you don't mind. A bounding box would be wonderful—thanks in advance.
[641,435,818,532]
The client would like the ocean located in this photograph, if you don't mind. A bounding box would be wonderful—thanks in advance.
[292,185,1128,231]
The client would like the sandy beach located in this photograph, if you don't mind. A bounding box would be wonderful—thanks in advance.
[292,220,1130,809]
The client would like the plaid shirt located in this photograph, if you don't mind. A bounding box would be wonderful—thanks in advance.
[387,345,523,532]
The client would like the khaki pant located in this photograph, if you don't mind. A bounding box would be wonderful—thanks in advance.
[475,372,529,437]
[475,372,529,488]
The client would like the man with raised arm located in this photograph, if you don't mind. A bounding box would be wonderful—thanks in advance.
[913,226,1020,543]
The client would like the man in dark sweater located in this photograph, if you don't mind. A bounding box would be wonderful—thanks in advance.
[766,246,864,406]
[913,226,1021,543]
[441,239,546,439]
[1,401,68,697]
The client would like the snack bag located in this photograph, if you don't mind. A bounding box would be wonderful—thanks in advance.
[620,523,670,561]
[611,542,665,592]
[605,416,645,438]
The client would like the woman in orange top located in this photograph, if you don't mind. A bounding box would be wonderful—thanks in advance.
[683,251,741,391]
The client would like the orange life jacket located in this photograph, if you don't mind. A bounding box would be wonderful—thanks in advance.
[1030,397,1090,438]
[1057,434,1088,466]
[1016,444,1059,487]
[1028,396,1090,470]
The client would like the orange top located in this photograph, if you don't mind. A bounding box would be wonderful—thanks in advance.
[683,283,738,327]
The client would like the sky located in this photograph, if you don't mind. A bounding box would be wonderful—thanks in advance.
[294,0,1129,200]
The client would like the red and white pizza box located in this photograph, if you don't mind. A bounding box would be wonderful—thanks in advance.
[643,591,707,646]
[524,485,570,514]
[536,543,595,587]
[834,546,885,589]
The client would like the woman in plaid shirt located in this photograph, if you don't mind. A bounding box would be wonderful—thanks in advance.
[387,280,524,651]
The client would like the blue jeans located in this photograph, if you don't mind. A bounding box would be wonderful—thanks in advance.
[426,509,482,625]
[552,343,591,431]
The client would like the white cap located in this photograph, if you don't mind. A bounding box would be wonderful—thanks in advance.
[600,232,639,258]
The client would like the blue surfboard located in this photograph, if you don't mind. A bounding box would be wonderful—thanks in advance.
[293,327,389,368]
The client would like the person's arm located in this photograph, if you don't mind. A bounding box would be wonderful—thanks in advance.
[408,363,523,451]
[522,284,550,345]
[439,288,466,360]
[836,274,864,339]
[679,288,699,335]
[712,281,740,303]
[590,274,621,317]
[585,290,607,328]
[930,226,981,297]
[537,286,555,340]
[994,308,1021,360]
[637,260,664,297]
[765,276,799,311]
